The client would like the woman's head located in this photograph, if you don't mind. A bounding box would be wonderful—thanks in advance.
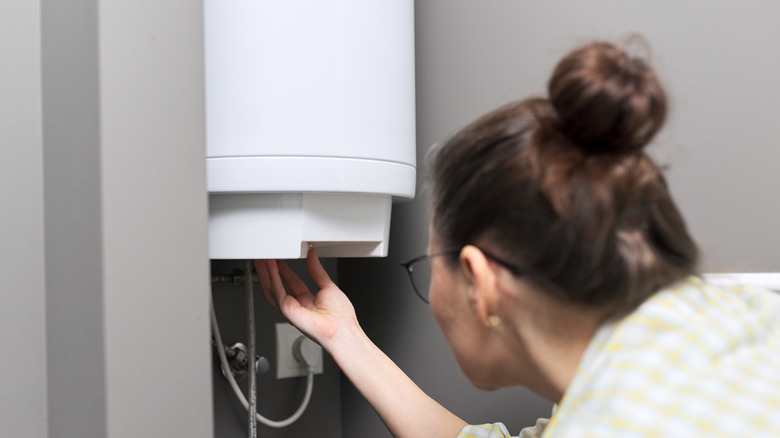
[429,39,698,313]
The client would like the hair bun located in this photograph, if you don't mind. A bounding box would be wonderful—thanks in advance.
[548,39,667,154]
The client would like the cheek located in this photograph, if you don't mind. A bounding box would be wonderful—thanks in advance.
[428,267,503,391]
[429,269,489,386]
[429,280,448,329]
[428,266,456,325]
[436,317,499,391]
[429,271,459,350]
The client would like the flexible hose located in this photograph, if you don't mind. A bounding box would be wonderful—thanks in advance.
[210,290,314,428]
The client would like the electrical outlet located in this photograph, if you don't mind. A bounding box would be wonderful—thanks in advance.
[275,322,323,379]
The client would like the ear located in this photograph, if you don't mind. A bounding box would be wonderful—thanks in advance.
[460,245,500,328]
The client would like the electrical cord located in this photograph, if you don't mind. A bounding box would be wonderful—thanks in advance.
[210,290,314,428]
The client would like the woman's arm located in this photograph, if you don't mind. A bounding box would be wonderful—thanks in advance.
[255,250,466,438]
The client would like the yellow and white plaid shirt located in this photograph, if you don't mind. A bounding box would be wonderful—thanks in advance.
[459,276,780,438]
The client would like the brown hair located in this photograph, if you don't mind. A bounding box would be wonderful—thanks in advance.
[430,40,698,311]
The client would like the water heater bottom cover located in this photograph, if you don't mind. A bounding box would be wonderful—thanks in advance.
[208,192,392,259]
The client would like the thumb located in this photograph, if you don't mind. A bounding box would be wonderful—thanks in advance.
[306,248,335,290]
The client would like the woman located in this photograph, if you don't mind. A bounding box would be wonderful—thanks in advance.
[254,40,780,437]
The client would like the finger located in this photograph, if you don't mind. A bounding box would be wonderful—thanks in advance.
[276,260,313,301]
[262,260,309,322]
[253,259,278,311]
[306,248,336,290]
[253,259,272,291]
[264,259,290,306]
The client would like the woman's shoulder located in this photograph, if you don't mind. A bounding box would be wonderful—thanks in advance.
[545,276,780,437]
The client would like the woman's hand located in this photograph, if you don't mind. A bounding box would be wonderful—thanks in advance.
[256,248,466,437]
[254,248,358,349]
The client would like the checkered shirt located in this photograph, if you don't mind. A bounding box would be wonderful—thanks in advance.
[459,276,780,438]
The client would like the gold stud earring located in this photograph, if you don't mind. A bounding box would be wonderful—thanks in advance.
[488,315,501,327]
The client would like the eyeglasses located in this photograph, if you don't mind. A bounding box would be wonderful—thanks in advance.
[400,246,522,304]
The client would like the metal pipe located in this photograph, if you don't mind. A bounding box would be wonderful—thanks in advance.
[245,260,257,438]
[211,270,258,285]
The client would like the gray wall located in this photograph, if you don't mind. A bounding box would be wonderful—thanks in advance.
[2,1,213,437]
[97,1,212,436]
[42,1,108,434]
[339,1,780,436]
[408,0,780,273]
[210,259,342,438]
[5,1,780,438]
[1,0,47,436]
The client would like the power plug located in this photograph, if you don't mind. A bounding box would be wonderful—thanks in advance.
[275,323,323,379]
[293,336,322,370]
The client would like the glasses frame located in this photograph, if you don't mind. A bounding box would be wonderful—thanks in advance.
[400,246,522,304]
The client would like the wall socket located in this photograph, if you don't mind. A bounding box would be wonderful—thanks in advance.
[275,322,323,379]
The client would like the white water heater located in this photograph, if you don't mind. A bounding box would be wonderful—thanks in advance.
[204,1,416,259]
